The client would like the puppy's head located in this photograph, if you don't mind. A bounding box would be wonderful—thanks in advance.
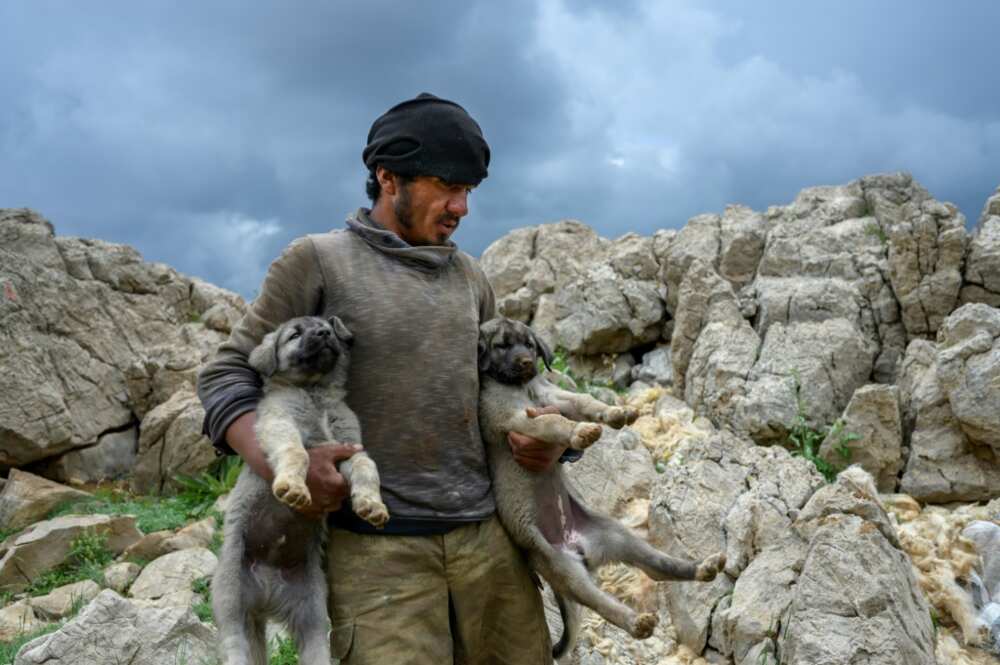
[249,315,353,383]
[478,317,553,385]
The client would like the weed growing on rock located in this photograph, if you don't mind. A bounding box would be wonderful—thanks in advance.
[543,348,625,398]
[787,371,858,483]
[26,530,112,597]
[191,577,213,623]
[173,456,243,519]
[864,221,889,245]
[0,622,61,663]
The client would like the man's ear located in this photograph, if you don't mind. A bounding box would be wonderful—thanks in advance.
[532,331,554,371]
[329,315,354,346]
[249,330,280,378]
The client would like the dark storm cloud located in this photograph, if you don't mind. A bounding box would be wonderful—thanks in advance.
[1,1,998,298]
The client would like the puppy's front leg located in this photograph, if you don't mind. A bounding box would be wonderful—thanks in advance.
[507,411,602,451]
[533,381,638,429]
[339,451,389,528]
[256,410,312,509]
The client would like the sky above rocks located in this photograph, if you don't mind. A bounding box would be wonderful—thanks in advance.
[2,1,998,298]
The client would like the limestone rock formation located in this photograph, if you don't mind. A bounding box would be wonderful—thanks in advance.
[13,589,216,665]
[962,186,1000,307]
[0,208,242,479]
[128,547,217,608]
[0,470,91,531]
[818,384,903,492]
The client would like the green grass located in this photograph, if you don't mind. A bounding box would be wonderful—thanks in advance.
[191,578,213,623]
[542,348,625,397]
[0,622,61,664]
[864,221,888,245]
[49,456,241,534]
[24,530,113,598]
[268,636,299,665]
[786,371,858,483]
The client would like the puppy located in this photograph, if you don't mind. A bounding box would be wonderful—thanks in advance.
[212,315,388,665]
[477,317,725,660]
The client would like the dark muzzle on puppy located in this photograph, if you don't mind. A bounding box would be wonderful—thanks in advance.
[478,317,554,385]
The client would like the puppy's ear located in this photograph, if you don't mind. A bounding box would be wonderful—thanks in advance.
[477,333,491,373]
[532,330,554,371]
[329,315,354,346]
[249,330,279,378]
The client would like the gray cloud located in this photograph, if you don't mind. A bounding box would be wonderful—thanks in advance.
[1,0,998,298]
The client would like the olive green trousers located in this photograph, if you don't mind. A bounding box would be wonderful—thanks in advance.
[327,515,552,665]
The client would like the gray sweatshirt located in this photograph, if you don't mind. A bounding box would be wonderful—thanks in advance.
[197,208,497,529]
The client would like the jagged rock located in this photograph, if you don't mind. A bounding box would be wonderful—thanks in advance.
[122,517,216,561]
[780,469,935,665]
[0,599,47,642]
[552,264,664,354]
[629,345,672,388]
[128,548,217,607]
[35,426,137,485]
[660,213,723,315]
[0,470,91,531]
[28,579,101,620]
[131,388,217,494]
[818,384,904,492]
[649,431,822,652]
[936,303,1000,453]
[717,205,768,292]
[102,562,141,593]
[0,208,242,469]
[0,515,141,593]
[13,589,216,665]
[898,339,1000,502]
[961,186,1000,307]
[564,427,655,522]
[606,232,659,281]
[861,172,967,340]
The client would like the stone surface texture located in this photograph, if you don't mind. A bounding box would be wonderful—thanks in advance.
[0,470,91,531]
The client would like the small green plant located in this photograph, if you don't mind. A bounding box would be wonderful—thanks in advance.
[268,635,299,665]
[541,348,626,397]
[173,456,244,519]
[864,221,888,245]
[191,577,213,623]
[786,371,858,483]
[25,530,113,597]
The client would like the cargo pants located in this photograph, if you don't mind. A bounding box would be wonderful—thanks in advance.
[327,515,552,664]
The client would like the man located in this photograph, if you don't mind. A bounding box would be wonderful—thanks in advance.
[198,93,569,664]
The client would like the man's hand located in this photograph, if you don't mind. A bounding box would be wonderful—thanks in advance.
[508,406,567,473]
[296,443,360,519]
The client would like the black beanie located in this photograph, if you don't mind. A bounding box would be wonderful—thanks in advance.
[363,93,490,185]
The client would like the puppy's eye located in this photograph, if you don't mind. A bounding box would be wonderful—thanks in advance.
[288,331,301,341]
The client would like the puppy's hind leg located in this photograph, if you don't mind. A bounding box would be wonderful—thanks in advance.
[531,549,656,640]
[285,561,332,665]
[583,512,725,582]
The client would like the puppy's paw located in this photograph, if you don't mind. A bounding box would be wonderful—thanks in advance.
[695,552,726,581]
[353,494,390,528]
[600,407,626,428]
[630,612,658,639]
[273,475,312,509]
[571,422,602,449]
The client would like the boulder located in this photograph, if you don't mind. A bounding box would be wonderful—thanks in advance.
[35,426,138,485]
[128,548,217,607]
[961,185,1000,307]
[818,384,903,492]
[564,427,655,522]
[102,562,141,594]
[122,517,216,561]
[131,389,217,494]
[0,208,243,469]
[0,470,91,531]
[552,264,664,354]
[0,515,142,593]
[898,339,1000,502]
[660,213,723,315]
[630,345,672,386]
[13,589,216,665]
[28,579,101,620]
[0,599,47,643]
[936,303,1000,453]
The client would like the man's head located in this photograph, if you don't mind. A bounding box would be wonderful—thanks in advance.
[362,93,490,246]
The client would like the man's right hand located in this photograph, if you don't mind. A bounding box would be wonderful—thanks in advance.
[297,443,360,518]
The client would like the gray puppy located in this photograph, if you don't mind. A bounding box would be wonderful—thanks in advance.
[477,317,725,660]
[212,315,388,665]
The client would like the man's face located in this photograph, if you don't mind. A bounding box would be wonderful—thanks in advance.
[393,175,474,246]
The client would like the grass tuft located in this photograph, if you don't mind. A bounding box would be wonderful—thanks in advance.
[786,371,858,483]
[25,530,113,597]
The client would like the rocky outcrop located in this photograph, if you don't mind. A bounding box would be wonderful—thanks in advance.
[818,384,903,492]
[0,470,91,531]
[131,389,217,494]
[0,208,243,478]
[962,186,1000,307]
[13,589,216,665]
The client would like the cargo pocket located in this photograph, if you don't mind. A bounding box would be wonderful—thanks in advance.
[330,619,356,663]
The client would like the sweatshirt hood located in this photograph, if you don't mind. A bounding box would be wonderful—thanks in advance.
[346,208,456,273]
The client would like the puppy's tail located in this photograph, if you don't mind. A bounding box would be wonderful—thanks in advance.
[552,592,580,662]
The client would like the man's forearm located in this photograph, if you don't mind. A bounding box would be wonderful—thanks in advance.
[225,412,274,482]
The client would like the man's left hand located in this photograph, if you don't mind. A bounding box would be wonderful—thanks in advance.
[508,406,567,472]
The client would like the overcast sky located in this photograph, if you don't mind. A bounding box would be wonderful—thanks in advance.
[3,1,998,299]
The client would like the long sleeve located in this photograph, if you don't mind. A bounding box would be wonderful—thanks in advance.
[197,236,325,454]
